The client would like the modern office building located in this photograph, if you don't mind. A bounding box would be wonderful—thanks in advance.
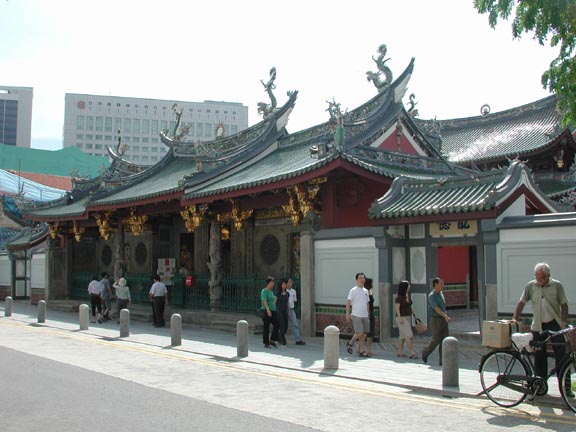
[0,86,33,148]
[63,94,249,165]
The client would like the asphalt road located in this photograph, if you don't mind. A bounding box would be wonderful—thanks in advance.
[1,346,318,432]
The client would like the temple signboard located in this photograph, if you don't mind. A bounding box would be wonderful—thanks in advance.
[430,220,477,238]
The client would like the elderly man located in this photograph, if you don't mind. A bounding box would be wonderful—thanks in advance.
[512,262,572,397]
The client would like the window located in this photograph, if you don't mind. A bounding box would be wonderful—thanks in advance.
[205,123,212,138]
[142,137,149,143]
[105,117,112,132]
[123,118,131,133]
[76,116,84,130]
[196,123,203,137]
[142,119,149,134]
[151,146,158,152]
[142,155,149,162]
[104,135,112,141]
[95,117,103,131]
[133,155,140,161]
[95,144,102,150]
[95,135,102,140]
[132,145,140,151]
[151,156,158,162]
[86,116,94,131]
[151,138,158,144]
[169,121,176,132]
[107,102,112,106]
[123,137,131,143]
[114,118,122,133]
[76,134,83,140]
[142,146,149,152]
[159,147,165,152]
[86,134,93,140]
[231,125,238,134]
[133,119,140,134]
[151,120,159,135]
[76,143,83,148]
[187,123,194,136]
[86,143,93,149]
[160,120,168,132]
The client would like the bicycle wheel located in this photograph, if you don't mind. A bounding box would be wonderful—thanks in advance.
[560,358,576,413]
[480,351,530,407]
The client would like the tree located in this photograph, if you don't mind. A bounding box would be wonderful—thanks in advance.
[474,0,576,127]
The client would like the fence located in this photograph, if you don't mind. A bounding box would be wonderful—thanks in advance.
[70,273,301,316]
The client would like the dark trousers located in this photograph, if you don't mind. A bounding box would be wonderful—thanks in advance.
[277,310,288,345]
[152,296,166,326]
[422,316,449,364]
[532,319,570,388]
[117,299,129,320]
[89,294,102,318]
[262,311,279,345]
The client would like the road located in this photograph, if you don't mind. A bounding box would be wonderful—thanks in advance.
[1,315,575,431]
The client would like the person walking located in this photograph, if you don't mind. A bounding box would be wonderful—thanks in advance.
[511,262,572,397]
[149,274,168,327]
[113,277,131,324]
[100,272,113,321]
[422,277,450,365]
[261,276,279,348]
[87,274,103,324]
[395,280,417,359]
[345,272,370,357]
[287,278,305,345]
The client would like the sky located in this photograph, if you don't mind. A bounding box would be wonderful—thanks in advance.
[0,0,559,151]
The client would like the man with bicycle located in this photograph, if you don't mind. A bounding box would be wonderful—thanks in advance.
[511,262,573,397]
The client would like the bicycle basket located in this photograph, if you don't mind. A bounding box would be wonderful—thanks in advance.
[566,327,576,351]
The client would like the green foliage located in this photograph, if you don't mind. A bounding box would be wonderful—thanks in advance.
[474,0,576,127]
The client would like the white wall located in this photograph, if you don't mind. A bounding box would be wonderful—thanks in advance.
[497,226,576,314]
[31,253,46,290]
[314,237,378,305]
[0,254,10,286]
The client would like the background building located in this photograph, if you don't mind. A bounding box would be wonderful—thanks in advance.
[63,94,249,165]
[0,86,33,148]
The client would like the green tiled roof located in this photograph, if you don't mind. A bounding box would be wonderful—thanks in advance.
[420,96,563,164]
[0,144,109,178]
[536,174,576,198]
[369,161,556,219]
[23,196,90,220]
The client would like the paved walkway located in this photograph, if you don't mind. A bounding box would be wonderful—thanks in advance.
[0,300,567,409]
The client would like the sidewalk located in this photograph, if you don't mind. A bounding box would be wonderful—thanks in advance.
[0,300,566,409]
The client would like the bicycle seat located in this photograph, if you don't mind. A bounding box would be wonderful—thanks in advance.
[511,332,533,352]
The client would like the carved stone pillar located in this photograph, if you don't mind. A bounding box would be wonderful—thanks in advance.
[299,230,315,337]
[207,222,222,311]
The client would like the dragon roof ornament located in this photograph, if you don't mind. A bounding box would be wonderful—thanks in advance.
[367,44,393,93]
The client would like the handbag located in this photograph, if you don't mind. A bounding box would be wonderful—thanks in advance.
[414,317,427,334]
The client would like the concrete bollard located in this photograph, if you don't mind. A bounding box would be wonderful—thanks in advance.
[171,314,182,346]
[38,300,46,323]
[79,304,89,330]
[442,336,459,387]
[323,325,340,370]
[119,309,130,338]
[236,320,249,358]
[4,296,12,317]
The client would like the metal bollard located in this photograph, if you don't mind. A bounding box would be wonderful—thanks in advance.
[119,309,130,337]
[171,314,182,346]
[38,300,46,323]
[4,296,12,317]
[442,336,459,387]
[236,320,249,358]
[79,304,89,330]
[323,325,340,370]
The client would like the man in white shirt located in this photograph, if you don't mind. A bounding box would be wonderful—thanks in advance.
[287,278,305,345]
[346,272,370,357]
[149,274,168,327]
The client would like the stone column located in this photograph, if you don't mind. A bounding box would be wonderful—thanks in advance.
[38,300,46,323]
[4,296,12,317]
[171,314,182,346]
[79,304,89,330]
[442,336,459,387]
[236,320,249,358]
[299,230,315,338]
[323,325,340,370]
[119,309,130,337]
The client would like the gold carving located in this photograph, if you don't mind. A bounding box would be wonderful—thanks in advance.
[125,208,148,236]
[48,222,59,239]
[72,221,85,242]
[217,199,253,231]
[180,204,208,233]
[94,212,113,240]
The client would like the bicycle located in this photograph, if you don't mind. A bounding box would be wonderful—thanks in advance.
[478,326,576,412]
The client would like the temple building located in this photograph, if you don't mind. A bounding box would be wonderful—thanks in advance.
[7,48,574,339]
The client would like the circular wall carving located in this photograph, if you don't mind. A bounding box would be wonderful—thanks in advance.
[101,245,112,267]
[260,234,280,265]
[135,242,148,266]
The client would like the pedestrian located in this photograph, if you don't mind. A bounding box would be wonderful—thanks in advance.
[149,274,168,327]
[100,272,113,321]
[261,276,279,348]
[511,262,572,397]
[365,277,375,357]
[276,279,290,347]
[422,277,450,365]
[87,274,103,324]
[395,280,417,359]
[345,272,370,357]
[113,277,131,324]
[287,278,305,345]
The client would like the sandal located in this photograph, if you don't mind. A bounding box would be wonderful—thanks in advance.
[359,351,369,358]
[396,353,406,358]
[346,342,353,354]
[409,353,418,359]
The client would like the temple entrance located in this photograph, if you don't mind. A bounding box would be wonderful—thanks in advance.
[436,245,478,309]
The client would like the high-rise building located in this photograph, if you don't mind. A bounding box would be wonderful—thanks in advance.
[0,86,33,148]
[63,94,249,165]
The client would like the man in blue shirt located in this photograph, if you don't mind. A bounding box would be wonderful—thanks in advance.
[422,277,451,365]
